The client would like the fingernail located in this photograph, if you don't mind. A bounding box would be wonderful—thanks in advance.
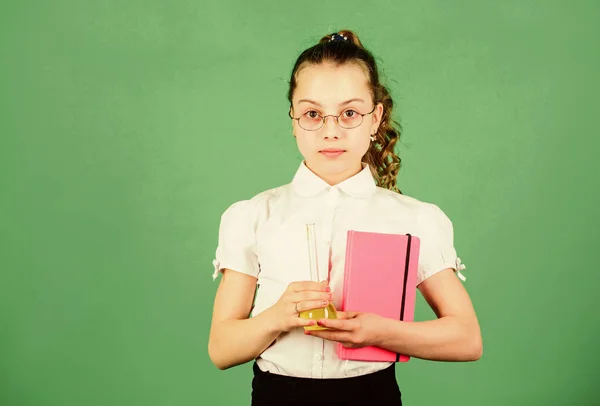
[325,286,331,292]
[317,320,325,326]
[322,300,328,305]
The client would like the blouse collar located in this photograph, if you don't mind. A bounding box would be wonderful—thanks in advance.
[291,161,377,198]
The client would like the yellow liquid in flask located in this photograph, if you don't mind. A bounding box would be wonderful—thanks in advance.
[300,303,338,331]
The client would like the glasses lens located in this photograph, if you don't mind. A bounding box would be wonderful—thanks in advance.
[338,111,363,129]
[298,114,323,131]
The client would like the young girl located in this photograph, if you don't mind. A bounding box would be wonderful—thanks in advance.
[208,30,482,406]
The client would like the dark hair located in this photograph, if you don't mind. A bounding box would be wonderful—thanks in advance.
[287,29,402,193]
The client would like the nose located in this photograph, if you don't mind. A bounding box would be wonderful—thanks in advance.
[322,115,341,139]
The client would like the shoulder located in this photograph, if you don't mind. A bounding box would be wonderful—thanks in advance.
[374,187,452,230]
[372,186,451,223]
[219,184,291,223]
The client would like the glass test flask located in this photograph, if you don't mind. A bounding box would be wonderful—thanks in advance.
[299,223,338,331]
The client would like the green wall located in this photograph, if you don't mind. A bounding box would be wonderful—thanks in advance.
[2,1,599,405]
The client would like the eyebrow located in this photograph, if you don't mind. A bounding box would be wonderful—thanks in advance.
[297,98,366,106]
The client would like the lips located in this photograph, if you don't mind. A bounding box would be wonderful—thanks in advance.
[319,148,345,158]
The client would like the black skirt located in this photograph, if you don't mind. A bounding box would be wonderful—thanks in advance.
[251,361,402,406]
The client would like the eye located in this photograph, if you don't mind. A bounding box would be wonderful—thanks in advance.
[342,109,357,118]
[304,110,321,119]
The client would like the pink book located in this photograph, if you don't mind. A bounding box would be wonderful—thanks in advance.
[337,230,420,362]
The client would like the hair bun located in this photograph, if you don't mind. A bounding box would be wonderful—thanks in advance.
[318,29,363,48]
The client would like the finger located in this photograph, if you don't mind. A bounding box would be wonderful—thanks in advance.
[315,317,356,331]
[294,290,332,303]
[290,280,330,293]
[305,329,351,343]
[335,311,359,320]
[296,299,330,313]
[293,317,318,328]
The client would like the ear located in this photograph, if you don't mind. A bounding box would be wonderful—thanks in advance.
[290,107,297,137]
[371,102,384,134]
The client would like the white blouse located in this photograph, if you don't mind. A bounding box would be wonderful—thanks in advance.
[212,161,466,379]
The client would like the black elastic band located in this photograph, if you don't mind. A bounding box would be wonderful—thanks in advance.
[397,233,412,362]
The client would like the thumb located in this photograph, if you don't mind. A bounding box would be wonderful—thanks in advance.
[336,311,359,320]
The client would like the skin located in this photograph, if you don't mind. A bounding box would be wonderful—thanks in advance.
[290,62,383,185]
[208,62,482,371]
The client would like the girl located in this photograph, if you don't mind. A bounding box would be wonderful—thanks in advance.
[208,30,482,406]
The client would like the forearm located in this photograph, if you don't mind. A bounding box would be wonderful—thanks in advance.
[374,316,482,362]
[208,308,281,370]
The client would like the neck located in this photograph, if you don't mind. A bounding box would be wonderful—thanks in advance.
[304,161,363,186]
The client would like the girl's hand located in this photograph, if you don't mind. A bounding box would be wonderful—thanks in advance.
[266,280,332,333]
[305,311,385,348]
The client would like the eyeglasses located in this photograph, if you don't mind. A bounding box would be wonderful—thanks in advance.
[289,105,376,131]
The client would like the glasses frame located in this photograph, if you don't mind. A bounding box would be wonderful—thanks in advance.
[289,105,376,131]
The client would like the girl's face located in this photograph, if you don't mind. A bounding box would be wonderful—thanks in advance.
[290,62,383,185]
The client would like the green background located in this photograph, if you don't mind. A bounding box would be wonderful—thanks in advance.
[2,0,599,405]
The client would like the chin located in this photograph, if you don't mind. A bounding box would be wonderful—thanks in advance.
[310,156,357,174]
